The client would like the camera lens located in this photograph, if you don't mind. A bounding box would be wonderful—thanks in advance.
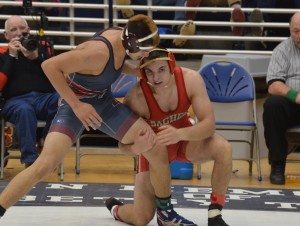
[20,36,38,51]
[23,39,38,51]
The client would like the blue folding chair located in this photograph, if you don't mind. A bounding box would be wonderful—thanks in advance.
[199,61,262,181]
[75,74,138,174]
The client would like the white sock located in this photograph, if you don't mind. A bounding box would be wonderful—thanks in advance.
[208,209,221,218]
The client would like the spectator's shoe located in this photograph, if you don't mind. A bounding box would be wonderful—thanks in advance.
[105,197,124,221]
[157,204,197,226]
[270,161,285,185]
[116,0,134,19]
[231,7,245,36]
[186,0,202,20]
[208,215,229,226]
[250,8,263,36]
[0,148,9,168]
[173,20,196,47]
[208,204,229,226]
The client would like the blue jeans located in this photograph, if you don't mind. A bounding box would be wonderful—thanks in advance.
[256,0,300,22]
[2,91,59,164]
[119,0,186,21]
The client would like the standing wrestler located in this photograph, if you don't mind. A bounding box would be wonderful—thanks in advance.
[0,14,184,223]
[105,48,232,226]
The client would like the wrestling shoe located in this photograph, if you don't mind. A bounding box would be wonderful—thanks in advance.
[105,197,124,220]
[116,0,134,19]
[208,204,229,226]
[157,204,197,226]
[208,215,229,226]
[186,0,202,20]
[231,7,245,36]
[173,20,196,47]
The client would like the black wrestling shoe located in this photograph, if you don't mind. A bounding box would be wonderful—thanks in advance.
[208,214,229,226]
[208,204,229,226]
[104,197,123,220]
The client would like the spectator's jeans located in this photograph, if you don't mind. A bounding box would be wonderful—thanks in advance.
[263,95,300,164]
[173,0,187,21]
[257,0,300,22]
[257,0,300,8]
[2,91,59,164]
[129,0,186,21]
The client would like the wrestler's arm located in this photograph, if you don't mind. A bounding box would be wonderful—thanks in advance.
[41,42,106,130]
[157,68,215,145]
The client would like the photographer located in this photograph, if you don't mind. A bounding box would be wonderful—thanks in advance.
[0,15,59,168]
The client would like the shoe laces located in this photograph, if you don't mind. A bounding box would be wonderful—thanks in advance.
[157,207,196,225]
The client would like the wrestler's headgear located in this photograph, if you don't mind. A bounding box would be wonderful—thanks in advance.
[139,48,176,80]
[121,14,160,54]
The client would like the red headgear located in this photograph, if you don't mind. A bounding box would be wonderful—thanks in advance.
[139,48,176,80]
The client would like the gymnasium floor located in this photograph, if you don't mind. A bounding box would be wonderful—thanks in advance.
[1,207,299,226]
[0,149,300,226]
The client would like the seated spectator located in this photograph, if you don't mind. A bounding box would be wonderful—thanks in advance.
[263,12,300,185]
[116,0,245,47]
[249,0,299,50]
[185,0,245,34]
[115,0,196,48]
[173,0,245,47]
[0,15,59,168]
[0,1,65,46]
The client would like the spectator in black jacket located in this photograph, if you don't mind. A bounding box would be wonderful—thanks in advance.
[0,15,59,168]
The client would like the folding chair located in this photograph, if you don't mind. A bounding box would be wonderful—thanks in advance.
[0,118,64,180]
[286,126,300,164]
[199,61,262,181]
[75,74,138,174]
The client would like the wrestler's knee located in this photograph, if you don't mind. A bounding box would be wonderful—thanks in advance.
[133,211,155,226]
[33,156,58,180]
[143,144,168,164]
[214,136,232,161]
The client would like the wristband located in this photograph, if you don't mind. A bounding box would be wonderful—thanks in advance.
[286,89,299,102]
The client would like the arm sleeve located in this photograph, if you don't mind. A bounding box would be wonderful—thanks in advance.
[266,43,290,85]
[0,54,16,91]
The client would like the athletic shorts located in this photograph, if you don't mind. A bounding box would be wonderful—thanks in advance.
[49,91,139,143]
[137,141,190,173]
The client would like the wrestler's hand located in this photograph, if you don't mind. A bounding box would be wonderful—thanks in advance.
[157,125,181,145]
[73,102,102,131]
[132,127,157,154]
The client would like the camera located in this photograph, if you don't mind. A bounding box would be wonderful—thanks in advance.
[19,33,38,51]
[21,0,54,58]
